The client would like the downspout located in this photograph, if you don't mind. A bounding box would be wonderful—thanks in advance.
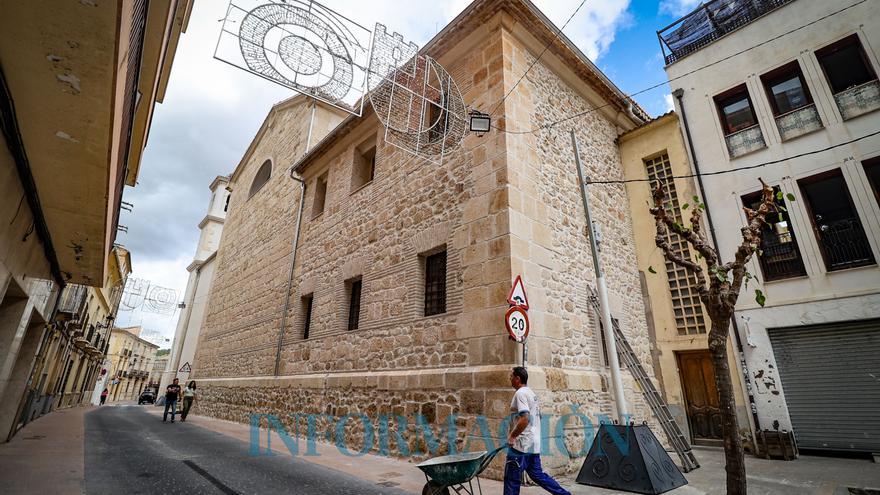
[673,88,763,441]
[273,170,306,376]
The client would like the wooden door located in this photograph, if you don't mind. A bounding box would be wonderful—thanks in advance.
[677,350,723,441]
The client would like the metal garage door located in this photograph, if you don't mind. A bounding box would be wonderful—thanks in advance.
[768,319,880,453]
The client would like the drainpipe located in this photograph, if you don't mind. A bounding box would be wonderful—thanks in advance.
[673,88,763,442]
[273,170,307,376]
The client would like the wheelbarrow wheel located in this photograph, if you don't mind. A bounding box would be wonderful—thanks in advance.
[422,480,450,495]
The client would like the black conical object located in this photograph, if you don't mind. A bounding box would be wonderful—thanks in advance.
[576,423,688,495]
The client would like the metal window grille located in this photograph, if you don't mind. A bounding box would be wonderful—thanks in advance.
[347,280,362,331]
[742,188,807,281]
[644,154,707,336]
[302,295,314,339]
[424,251,447,316]
[799,170,875,271]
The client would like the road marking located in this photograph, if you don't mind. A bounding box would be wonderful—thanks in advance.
[183,459,240,495]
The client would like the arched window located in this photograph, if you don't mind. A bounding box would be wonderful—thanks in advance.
[249,159,272,198]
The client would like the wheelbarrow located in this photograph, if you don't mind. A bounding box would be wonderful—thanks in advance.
[415,446,506,495]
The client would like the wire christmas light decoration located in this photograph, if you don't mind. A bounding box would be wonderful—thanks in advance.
[120,277,179,316]
[367,25,467,164]
[215,0,372,115]
[215,0,469,164]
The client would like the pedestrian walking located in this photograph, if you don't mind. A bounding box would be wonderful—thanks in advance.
[503,366,571,495]
[100,388,108,405]
[163,378,182,423]
[180,381,196,422]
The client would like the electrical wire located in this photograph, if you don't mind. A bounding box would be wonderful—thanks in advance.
[487,0,589,117]
[584,129,880,185]
[492,0,869,135]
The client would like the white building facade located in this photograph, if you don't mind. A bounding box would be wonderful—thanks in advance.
[660,0,880,455]
[160,176,230,392]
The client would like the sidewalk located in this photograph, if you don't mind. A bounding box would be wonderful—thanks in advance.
[147,407,880,494]
[0,405,92,494]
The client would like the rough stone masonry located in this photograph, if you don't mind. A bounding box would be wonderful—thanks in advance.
[191,0,661,477]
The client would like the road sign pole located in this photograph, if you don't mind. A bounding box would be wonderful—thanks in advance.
[571,130,628,421]
[522,341,527,368]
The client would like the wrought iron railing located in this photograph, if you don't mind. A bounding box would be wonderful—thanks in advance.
[775,103,823,141]
[725,124,766,158]
[657,0,795,64]
[816,217,876,270]
[757,230,806,281]
[834,79,880,121]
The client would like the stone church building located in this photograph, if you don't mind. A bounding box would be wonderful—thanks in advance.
[192,0,659,473]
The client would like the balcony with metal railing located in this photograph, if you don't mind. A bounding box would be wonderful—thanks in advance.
[757,230,807,281]
[815,218,875,271]
[56,283,88,321]
[658,0,796,65]
[775,103,823,141]
[725,124,766,158]
[834,79,880,121]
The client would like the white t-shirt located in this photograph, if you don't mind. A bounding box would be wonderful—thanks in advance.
[509,386,541,453]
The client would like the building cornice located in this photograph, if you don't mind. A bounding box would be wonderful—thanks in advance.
[291,0,648,176]
[198,214,225,229]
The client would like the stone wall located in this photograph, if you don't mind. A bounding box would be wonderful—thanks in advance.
[194,99,344,378]
[192,7,660,478]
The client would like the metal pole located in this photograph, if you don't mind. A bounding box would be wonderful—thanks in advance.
[522,341,527,368]
[571,130,628,420]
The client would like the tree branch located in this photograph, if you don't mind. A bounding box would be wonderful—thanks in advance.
[726,180,777,306]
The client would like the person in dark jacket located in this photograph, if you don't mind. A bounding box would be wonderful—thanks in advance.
[163,378,181,423]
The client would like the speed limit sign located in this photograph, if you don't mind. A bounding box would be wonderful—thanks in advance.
[505,306,530,342]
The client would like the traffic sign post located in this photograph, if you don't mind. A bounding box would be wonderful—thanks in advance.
[506,276,530,367]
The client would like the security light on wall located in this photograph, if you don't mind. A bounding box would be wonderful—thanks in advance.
[469,110,491,135]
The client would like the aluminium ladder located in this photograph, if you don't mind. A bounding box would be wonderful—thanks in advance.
[588,293,701,472]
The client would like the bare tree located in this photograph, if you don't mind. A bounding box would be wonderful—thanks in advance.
[649,179,781,495]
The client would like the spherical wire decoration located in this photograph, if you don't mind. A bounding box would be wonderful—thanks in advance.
[367,24,468,165]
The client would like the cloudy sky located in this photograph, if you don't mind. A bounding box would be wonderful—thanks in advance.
[116,0,696,346]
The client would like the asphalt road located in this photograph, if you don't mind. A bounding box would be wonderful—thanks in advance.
[84,405,410,495]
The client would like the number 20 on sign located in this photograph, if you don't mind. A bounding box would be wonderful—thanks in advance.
[505,306,529,343]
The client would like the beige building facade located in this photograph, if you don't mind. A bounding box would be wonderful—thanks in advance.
[619,113,752,448]
[191,0,664,475]
[107,327,159,402]
[0,0,191,440]
[659,0,880,454]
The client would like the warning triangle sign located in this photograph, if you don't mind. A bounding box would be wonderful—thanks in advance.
[179,362,192,373]
[507,275,529,309]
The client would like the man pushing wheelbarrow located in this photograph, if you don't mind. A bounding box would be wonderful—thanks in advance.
[502,366,571,495]
[417,367,571,495]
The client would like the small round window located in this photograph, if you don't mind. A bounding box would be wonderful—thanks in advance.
[249,159,272,198]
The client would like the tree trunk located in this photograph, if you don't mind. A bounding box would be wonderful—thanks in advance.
[708,316,747,495]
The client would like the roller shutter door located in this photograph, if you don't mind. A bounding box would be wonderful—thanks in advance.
[768,319,880,453]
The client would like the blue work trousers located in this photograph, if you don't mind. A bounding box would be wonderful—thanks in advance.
[503,448,571,495]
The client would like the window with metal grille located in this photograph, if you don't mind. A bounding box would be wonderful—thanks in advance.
[741,187,806,281]
[424,250,447,316]
[644,153,707,336]
[798,169,875,271]
[302,295,314,339]
[347,279,362,331]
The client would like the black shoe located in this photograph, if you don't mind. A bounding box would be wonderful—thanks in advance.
[171,419,175,423]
